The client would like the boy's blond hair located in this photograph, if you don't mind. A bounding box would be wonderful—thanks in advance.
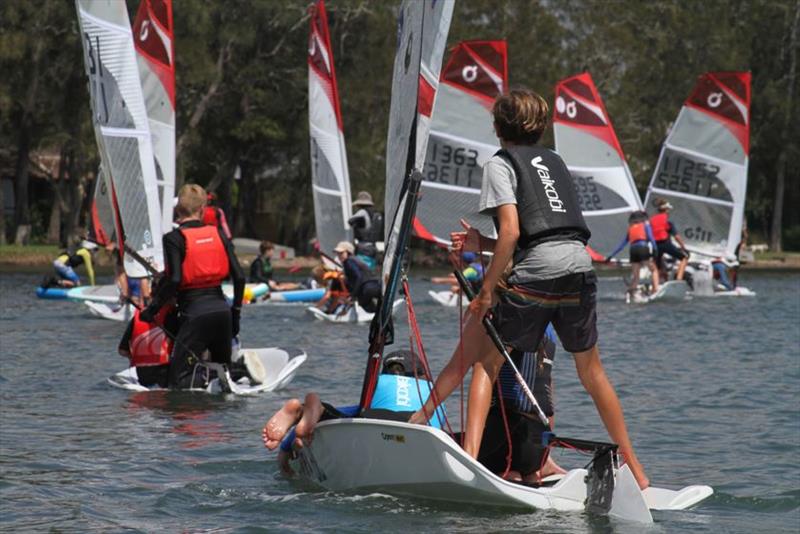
[176,184,207,218]
[492,88,549,145]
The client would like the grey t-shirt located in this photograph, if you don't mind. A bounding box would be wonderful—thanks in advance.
[478,153,592,283]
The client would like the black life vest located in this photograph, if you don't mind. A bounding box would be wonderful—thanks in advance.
[496,146,590,250]
[353,209,384,244]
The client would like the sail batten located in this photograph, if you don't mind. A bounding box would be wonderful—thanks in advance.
[415,39,507,246]
[644,72,751,259]
[554,72,643,258]
[308,0,353,258]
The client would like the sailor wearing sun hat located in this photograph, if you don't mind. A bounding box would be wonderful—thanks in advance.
[333,240,381,313]
[650,197,689,281]
[347,191,383,270]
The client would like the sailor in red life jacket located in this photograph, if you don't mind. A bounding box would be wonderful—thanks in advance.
[605,211,661,297]
[202,192,232,240]
[118,305,176,388]
[140,184,247,389]
[650,198,689,281]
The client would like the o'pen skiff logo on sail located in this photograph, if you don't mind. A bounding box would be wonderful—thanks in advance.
[707,92,722,108]
[462,65,478,83]
[530,156,566,213]
[144,229,152,246]
[555,96,577,119]
[139,20,150,41]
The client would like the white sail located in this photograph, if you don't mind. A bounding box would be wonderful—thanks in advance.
[554,72,644,259]
[383,0,454,285]
[645,72,751,259]
[133,0,176,232]
[308,0,353,258]
[415,40,506,245]
[76,0,163,276]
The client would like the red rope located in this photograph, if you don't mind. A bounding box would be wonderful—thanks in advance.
[403,278,455,436]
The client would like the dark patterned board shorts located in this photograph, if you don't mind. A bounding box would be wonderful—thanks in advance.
[491,271,598,354]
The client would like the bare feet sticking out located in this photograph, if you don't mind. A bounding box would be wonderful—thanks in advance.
[294,393,324,447]
[263,398,303,450]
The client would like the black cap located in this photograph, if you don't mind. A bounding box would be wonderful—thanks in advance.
[382,350,422,377]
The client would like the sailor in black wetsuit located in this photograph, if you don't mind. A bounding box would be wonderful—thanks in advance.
[141,184,248,389]
[347,191,383,270]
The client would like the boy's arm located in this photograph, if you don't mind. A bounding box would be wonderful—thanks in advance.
[470,204,518,319]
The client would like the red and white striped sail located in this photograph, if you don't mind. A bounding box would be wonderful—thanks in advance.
[383,0,454,284]
[553,72,643,258]
[76,0,163,276]
[645,72,751,259]
[133,0,176,231]
[415,40,507,245]
[308,0,353,258]
[88,166,116,246]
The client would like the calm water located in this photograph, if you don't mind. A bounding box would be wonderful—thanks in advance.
[1,271,798,533]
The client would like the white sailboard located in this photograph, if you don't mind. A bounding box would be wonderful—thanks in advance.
[308,0,353,258]
[76,0,164,277]
[108,347,307,395]
[414,40,506,245]
[428,289,459,307]
[554,72,644,260]
[306,299,404,323]
[133,0,176,231]
[644,72,751,260]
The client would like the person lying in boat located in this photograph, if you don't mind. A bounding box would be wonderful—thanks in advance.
[650,198,689,282]
[42,240,99,288]
[711,256,738,291]
[140,184,249,390]
[333,241,381,313]
[312,265,350,314]
[249,240,302,293]
[408,89,649,490]
[262,350,446,474]
[431,251,485,295]
[348,191,383,270]
[605,211,661,299]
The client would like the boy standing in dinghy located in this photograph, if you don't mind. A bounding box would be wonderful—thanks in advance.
[410,89,649,489]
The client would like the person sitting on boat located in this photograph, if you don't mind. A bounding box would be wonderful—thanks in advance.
[118,303,177,388]
[408,89,649,489]
[140,184,253,390]
[711,256,737,291]
[202,192,232,240]
[650,198,689,281]
[250,240,301,293]
[431,251,485,294]
[334,241,381,314]
[44,240,98,288]
[605,211,660,298]
[348,191,383,270]
[262,350,446,475]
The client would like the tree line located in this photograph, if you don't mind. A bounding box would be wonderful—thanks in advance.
[1,0,797,251]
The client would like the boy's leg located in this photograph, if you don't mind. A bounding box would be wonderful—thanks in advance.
[649,259,660,293]
[263,398,304,449]
[571,345,649,489]
[629,262,640,293]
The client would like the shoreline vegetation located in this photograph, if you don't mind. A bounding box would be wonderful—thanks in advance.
[2,244,799,274]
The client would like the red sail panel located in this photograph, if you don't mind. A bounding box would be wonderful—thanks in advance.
[132,0,175,107]
[685,71,751,154]
[308,0,344,130]
[441,40,507,106]
[553,72,625,160]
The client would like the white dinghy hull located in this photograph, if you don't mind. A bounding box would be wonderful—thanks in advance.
[107,347,306,395]
[292,419,712,523]
[306,299,404,323]
[428,290,459,307]
[85,301,133,322]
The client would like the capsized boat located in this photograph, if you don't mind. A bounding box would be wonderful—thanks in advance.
[306,299,404,323]
[290,1,713,522]
[644,72,755,297]
[109,347,307,395]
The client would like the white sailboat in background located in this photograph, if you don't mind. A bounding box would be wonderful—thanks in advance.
[644,71,754,296]
[415,40,507,245]
[553,72,644,261]
[76,0,164,278]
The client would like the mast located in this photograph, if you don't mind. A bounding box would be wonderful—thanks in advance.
[359,0,454,411]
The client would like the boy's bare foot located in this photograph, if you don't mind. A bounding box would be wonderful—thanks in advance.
[539,455,567,478]
[263,398,303,450]
[295,394,324,446]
